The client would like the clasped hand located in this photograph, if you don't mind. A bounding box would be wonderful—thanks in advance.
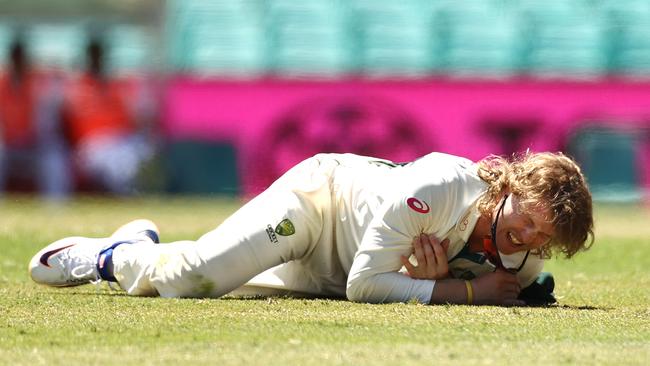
[401,233,450,280]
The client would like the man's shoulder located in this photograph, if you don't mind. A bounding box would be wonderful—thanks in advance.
[414,152,476,169]
[404,153,480,187]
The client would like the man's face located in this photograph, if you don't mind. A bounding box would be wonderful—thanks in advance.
[493,194,555,255]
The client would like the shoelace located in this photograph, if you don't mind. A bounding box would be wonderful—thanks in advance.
[58,247,119,291]
[56,250,98,284]
[58,234,152,291]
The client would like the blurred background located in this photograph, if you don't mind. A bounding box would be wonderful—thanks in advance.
[0,0,649,202]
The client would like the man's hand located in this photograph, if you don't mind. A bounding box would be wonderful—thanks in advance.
[401,234,450,280]
[471,269,525,306]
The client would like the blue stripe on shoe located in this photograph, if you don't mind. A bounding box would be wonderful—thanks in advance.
[96,240,134,282]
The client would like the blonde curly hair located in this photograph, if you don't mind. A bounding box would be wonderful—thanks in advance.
[476,151,594,258]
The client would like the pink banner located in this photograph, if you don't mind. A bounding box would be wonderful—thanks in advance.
[163,79,650,196]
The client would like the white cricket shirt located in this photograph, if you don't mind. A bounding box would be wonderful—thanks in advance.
[332,152,543,303]
[243,152,543,303]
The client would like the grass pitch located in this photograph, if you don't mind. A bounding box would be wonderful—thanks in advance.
[0,195,649,365]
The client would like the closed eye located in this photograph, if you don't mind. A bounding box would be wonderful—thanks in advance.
[527,216,554,245]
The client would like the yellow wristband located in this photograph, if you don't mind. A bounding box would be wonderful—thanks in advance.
[465,280,473,305]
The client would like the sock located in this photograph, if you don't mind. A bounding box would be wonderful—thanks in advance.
[97,240,133,282]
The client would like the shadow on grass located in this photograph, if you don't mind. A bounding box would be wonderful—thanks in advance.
[36,288,613,310]
[40,288,352,303]
[37,286,191,298]
[39,287,346,301]
[554,304,613,311]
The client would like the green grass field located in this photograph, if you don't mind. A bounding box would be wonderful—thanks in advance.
[1,195,649,365]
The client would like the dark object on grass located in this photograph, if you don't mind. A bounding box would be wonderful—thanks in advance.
[519,272,557,306]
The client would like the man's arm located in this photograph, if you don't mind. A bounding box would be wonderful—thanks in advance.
[408,233,525,306]
[430,273,524,306]
[346,184,452,304]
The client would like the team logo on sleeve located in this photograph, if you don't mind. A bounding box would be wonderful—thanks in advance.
[266,218,296,243]
[275,219,296,236]
[407,197,430,214]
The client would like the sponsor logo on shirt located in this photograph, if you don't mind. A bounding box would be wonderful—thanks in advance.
[459,211,471,231]
[266,225,279,244]
[407,197,430,214]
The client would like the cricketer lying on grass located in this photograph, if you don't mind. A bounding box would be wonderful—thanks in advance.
[29,151,593,306]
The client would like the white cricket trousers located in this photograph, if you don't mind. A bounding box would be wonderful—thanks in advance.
[111,155,345,298]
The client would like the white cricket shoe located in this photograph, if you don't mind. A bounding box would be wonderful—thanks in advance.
[29,219,160,287]
[110,219,160,244]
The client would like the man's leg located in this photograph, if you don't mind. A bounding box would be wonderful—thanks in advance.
[112,156,332,298]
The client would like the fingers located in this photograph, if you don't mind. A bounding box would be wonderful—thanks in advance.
[495,268,520,282]
[406,234,451,280]
[414,233,439,265]
[421,234,436,264]
[400,255,415,276]
[413,235,426,267]
[425,235,449,253]
[441,238,450,253]
[473,269,522,305]
[430,236,448,274]
[495,269,521,299]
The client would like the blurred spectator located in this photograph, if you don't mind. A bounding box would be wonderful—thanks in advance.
[0,36,71,199]
[62,37,153,195]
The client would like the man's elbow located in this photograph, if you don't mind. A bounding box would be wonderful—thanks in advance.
[346,276,377,303]
[346,284,364,303]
